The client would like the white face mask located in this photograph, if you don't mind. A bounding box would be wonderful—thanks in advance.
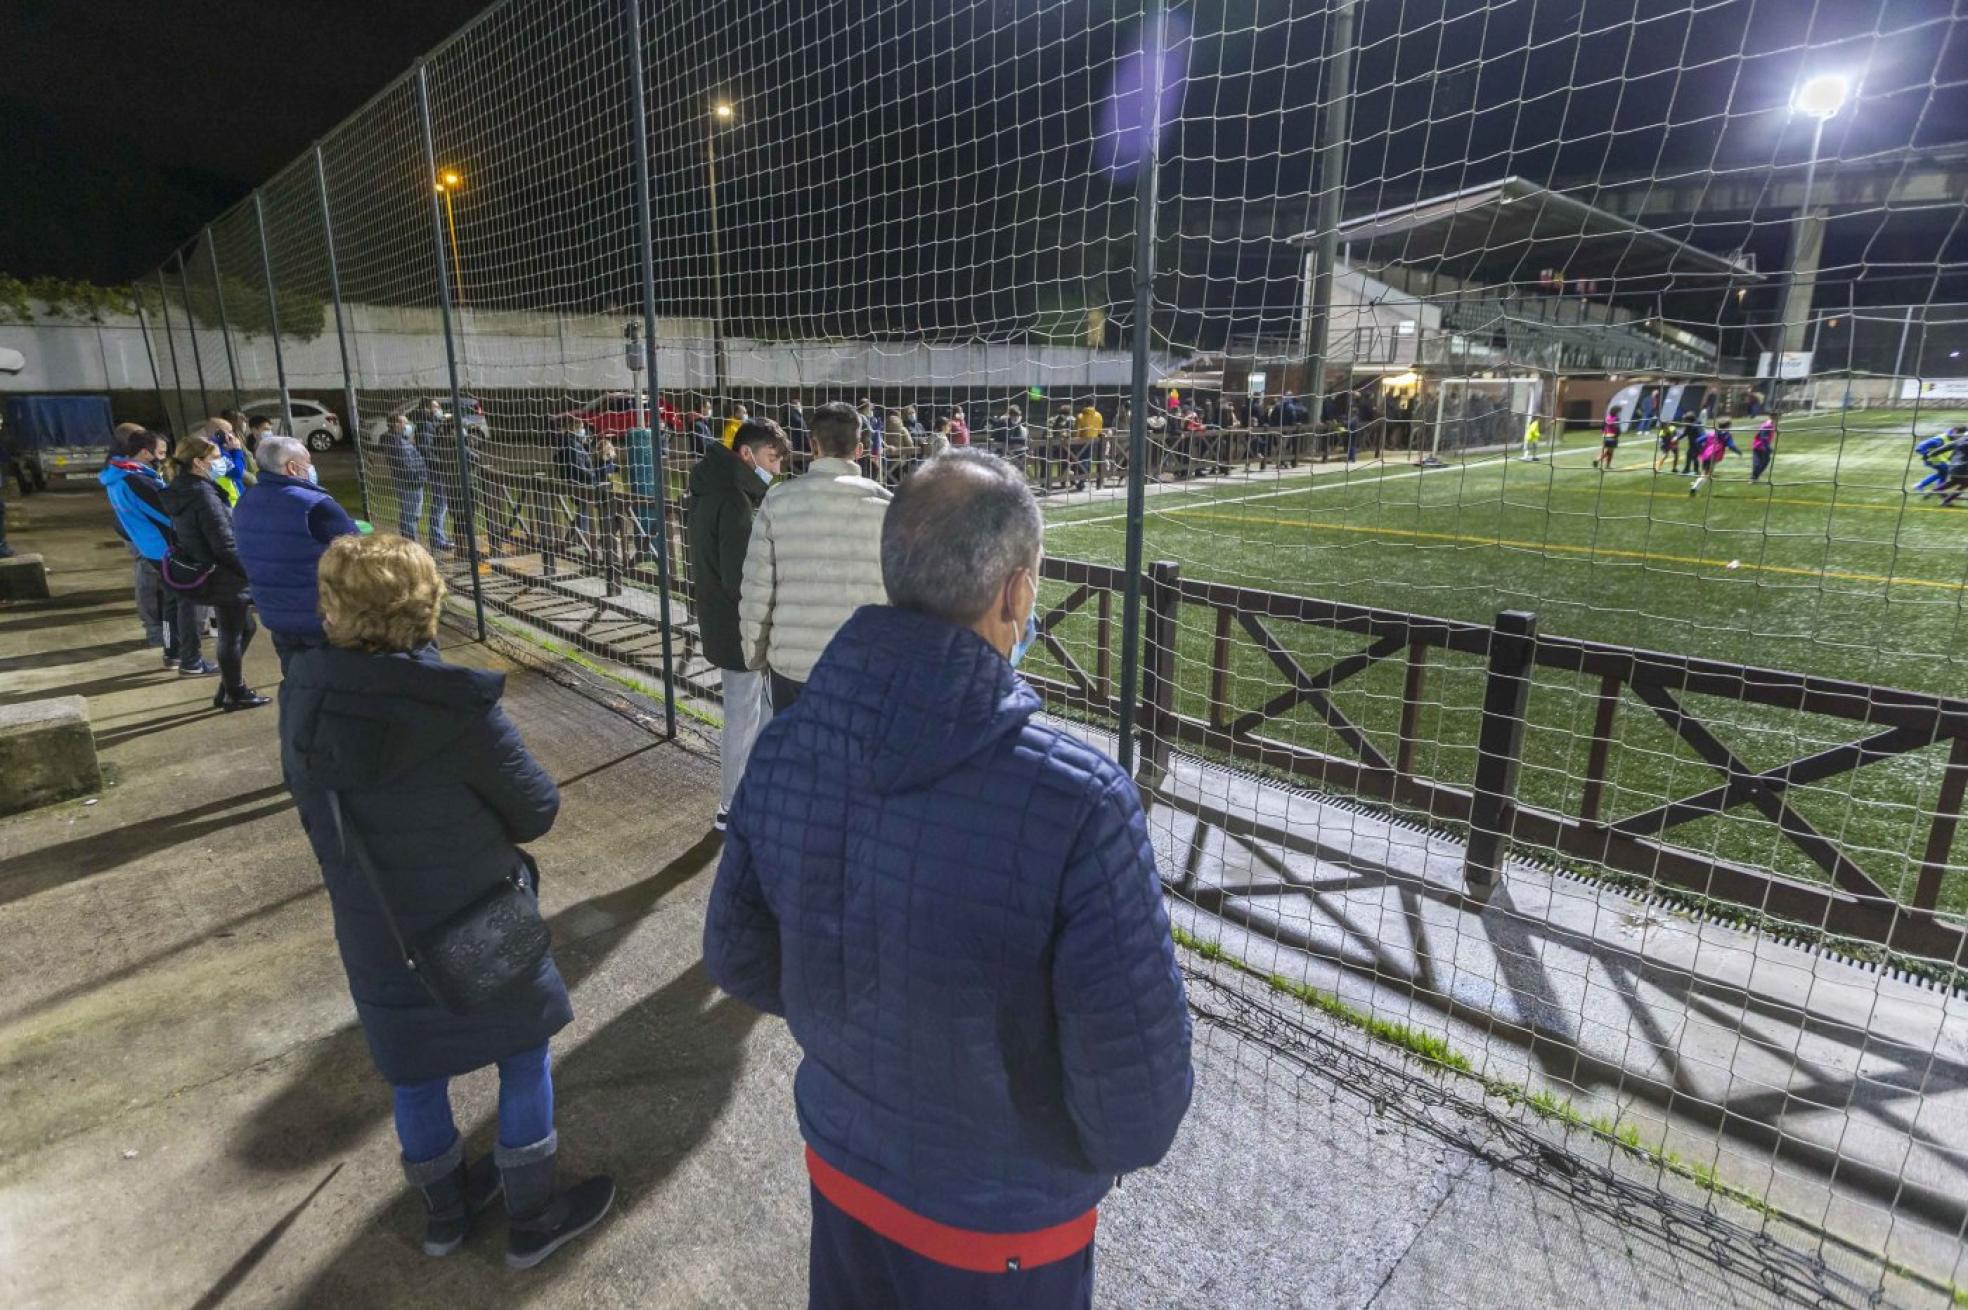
[755,464,774,486]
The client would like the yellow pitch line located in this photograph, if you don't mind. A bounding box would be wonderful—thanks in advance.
[1163,509,1968,592]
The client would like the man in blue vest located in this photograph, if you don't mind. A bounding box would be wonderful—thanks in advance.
[233,434,359,670]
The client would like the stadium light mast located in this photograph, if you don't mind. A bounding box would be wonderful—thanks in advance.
[1773,73,1849,410]
[706,101,735,405]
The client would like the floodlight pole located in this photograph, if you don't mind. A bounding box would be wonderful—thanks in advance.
[316,144,372,523]
[416,59,489,642]
[1774,113,1830,413]
[1301,0,1357,428]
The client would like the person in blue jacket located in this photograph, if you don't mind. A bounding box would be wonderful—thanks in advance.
[705,449,1193,1310]
[99,426,210,673]
[233,434,359,670]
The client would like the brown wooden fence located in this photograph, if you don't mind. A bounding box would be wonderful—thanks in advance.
[1025,556,1968,965]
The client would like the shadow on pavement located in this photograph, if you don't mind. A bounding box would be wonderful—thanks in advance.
[0,667,176,708]
[0,636,151,673]
[231,832,725,1175]
[189,1164,345,1310]
[0,783,295,908]
[283,964,760,1306]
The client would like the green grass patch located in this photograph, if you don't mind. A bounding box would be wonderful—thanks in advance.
[1036,409,1968,922]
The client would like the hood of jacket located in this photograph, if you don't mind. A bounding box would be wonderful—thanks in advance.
[97,460,159,493]
[798,605,1041,795]
[281,644,506,791]
[689,436,767,505]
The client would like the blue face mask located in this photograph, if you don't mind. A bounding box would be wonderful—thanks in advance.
[305,463,320,485]
[1010,612,1038,667]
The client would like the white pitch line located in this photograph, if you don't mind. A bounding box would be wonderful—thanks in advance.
[1044,442,1605,532]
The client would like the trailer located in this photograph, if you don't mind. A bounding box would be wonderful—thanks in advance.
[3,395,115,491]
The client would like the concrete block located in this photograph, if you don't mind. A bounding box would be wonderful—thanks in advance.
[0,696,101,815]
[0,554,49,601]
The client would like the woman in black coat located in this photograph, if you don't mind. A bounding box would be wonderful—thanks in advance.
[159,434,267,710]
[280,532,613,1269]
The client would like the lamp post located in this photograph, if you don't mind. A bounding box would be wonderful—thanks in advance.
[1775,73,1848,411]
[434,168,467,306]
[706,101,733,405]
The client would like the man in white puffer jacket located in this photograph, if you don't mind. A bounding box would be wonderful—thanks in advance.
[740,401,893,708]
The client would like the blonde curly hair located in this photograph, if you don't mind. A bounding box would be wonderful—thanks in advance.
[318,533,447,652]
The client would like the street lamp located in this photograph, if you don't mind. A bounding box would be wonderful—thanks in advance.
[434,167,467,306]
[706,102,734,405]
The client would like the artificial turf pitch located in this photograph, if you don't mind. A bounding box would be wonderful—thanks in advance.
[1034,408,1968,926]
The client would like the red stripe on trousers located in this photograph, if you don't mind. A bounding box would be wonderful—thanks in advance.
[804,1145,1097,1274]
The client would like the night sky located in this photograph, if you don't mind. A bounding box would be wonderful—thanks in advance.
[4,0,1963,356]
[0,1,485,282]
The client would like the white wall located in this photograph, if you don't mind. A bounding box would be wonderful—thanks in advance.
[0,304,1180,400]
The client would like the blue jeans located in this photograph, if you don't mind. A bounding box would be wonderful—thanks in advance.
[391,1042,554,1165]
[428,478,451,546]
[397,484,425,541]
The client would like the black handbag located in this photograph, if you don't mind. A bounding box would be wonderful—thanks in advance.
[328,791,552,1015]
[159,549,215,600]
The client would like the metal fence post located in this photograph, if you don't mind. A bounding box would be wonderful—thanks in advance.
[1464,608,1538,891]
[156,270,188,435]
[206,234,243,413]
[1141,560,1180,781]
[252,193,296,442]
[315,145,371,522]
[176,250,211,421]
[416,60,489,642]
[623,0,681,739]
[1116,0,1168,779]
[135,298,169,435]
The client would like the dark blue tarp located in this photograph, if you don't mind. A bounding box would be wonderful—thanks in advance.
[5,395,114,450]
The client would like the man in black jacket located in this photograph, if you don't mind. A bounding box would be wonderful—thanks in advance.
[687,418,789,830]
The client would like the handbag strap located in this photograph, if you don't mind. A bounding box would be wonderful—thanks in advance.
[327,790,416,968]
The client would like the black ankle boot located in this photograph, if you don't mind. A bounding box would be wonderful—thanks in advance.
[220,686,271,712]
[404,1143,502,1257]
[499,1135,615,1271]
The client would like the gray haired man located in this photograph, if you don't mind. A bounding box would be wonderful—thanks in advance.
[707,449,1192,1309]
[233,432,360,669]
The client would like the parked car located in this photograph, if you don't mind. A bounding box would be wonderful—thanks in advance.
[242,397,343,452]
[363,394,489,446]
[553,391,679,436]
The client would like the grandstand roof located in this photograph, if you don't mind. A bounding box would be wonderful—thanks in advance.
[1299,176,1758,290]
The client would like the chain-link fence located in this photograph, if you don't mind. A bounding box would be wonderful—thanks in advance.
[143,0,1968,1301]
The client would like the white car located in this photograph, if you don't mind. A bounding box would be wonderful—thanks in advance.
[242,398,343,452]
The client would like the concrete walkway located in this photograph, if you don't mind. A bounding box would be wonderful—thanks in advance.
[0,483,1923,1307]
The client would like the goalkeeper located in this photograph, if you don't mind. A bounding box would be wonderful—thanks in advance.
[1914,427,1962,493]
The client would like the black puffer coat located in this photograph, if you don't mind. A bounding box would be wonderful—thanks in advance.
[160,470,250,603]
[686,438,768,671]
[280,643,572,1083]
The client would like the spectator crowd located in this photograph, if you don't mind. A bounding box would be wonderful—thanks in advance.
[79,407,1195,1308]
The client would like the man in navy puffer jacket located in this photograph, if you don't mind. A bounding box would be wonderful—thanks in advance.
[706,449,1192,1309]
[234,434,359,669]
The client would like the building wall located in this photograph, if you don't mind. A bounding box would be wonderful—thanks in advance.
[0,305,1180,400]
